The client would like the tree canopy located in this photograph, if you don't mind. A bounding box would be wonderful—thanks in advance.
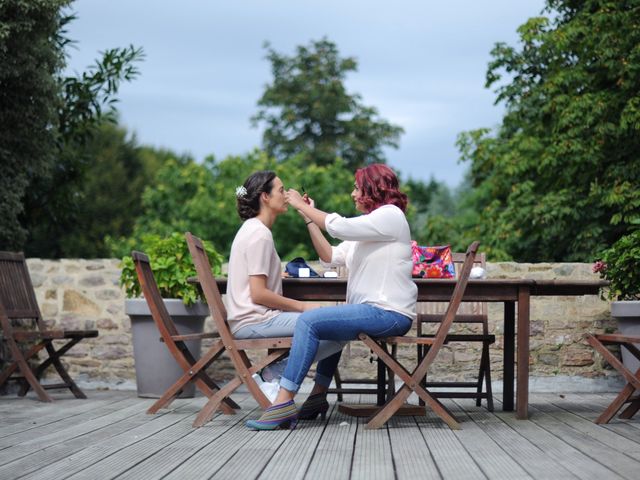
[0,0,143,255]
[109,150,356,261]
[456,0,640,261]
[252,38,404,170]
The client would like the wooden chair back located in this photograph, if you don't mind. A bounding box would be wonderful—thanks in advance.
[132,251,182,340]
[184,233,232,343]
[0,251,44,328]
[418,242,480,368]
[357,240,480,429]
[131,250,238,414]
[417,252,487,329]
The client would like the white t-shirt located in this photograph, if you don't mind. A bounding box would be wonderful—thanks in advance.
[322,204,417,320]
[226,218,283,333]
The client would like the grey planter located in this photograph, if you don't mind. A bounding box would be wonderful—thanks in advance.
[611,301,640,373]
[125,298,209,398]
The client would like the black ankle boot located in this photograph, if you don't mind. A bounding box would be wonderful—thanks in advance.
[299,393,329,420]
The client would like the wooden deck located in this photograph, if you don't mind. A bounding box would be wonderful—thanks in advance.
[1,390,639,479]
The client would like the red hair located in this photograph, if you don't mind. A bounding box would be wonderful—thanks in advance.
[355,164,408,213]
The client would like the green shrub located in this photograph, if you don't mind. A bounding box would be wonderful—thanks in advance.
[594,229,640,301]
[120,233,223,305]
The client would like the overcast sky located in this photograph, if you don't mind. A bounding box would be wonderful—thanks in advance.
[64,0,547,187]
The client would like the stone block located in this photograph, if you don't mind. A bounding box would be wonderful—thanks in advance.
[97,318,119,330]
[41,302,58,317]
[530,320,544,335]
[552,264,576,277]
[537,353,559,366]
[63,290,100,316]
[99,334,129,344]
[27,272,46,288]
[65,264,81,273]
[79,275,106,287]
[95,289,120,300]
[93,345,131,360]
[453,351,477,363]
[107,303,124,315]
[53,275,74,285]
[561,347,594,367]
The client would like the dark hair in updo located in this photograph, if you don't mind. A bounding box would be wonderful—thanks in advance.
[236,170,277,220]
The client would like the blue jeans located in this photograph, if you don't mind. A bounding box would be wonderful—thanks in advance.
[279,304,413,393]
[234,312,346,381]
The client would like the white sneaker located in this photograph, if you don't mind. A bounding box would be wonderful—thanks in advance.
[259,380,279,403]
[251,373,279,403]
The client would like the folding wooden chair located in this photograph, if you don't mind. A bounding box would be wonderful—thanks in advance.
[185,232,293,427]
[417,252,495,411]
[586,333,640,423]
[0,251,98,401]
[358,241,479,429]
[131,251,240,415]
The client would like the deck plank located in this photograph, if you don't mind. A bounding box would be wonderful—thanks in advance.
[298,404,357,480]
[415,411,487,479]
[257,401,336,480]
[18,398,205,480]
[451,399,578,480]
[118,396,257,480]
[444,400,534,480]
[494,404,626,480]
[388,415,440,479]
[0,401,152,477]
[0,391,638,480]
[523,399,640,480]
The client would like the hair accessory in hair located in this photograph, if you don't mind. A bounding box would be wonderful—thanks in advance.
[235,185,247,198]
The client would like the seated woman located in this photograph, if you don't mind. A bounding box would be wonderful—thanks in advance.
[246,164,417,430]
[227,170,344,391]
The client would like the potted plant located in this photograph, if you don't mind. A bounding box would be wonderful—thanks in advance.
[120,233,223,398]
[594,229,640,372]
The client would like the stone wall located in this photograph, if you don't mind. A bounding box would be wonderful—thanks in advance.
[1,259,621,393]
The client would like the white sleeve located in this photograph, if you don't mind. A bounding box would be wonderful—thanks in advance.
[319,241,353,268]
[325,206,403,242]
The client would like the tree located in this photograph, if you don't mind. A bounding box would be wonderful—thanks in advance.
[0,0,143,255]
[458,0,640,261]
[54,123,160,257]
[111,150,355,261]
[252,38,403,169]
[0,0,66,249]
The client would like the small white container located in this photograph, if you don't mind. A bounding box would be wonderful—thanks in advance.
[470,267,487,279]
[298,267,310,278]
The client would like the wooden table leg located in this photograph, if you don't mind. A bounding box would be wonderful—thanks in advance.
[516,287,530,419]
[503,301,515,411]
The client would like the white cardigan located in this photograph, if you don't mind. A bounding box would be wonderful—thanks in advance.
[322,204,417,321]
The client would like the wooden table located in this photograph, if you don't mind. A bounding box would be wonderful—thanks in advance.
[213,277,606,419]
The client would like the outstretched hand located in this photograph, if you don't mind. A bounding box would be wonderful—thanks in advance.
[285,188,303,208]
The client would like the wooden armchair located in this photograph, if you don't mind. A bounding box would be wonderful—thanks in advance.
[586,333,640,423]
[357,241,479,429]
[185,232,293,427]
[0,251,98,401]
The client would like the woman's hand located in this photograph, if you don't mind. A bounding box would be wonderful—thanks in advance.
[286,188,305,209]
[301,302,324,312]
